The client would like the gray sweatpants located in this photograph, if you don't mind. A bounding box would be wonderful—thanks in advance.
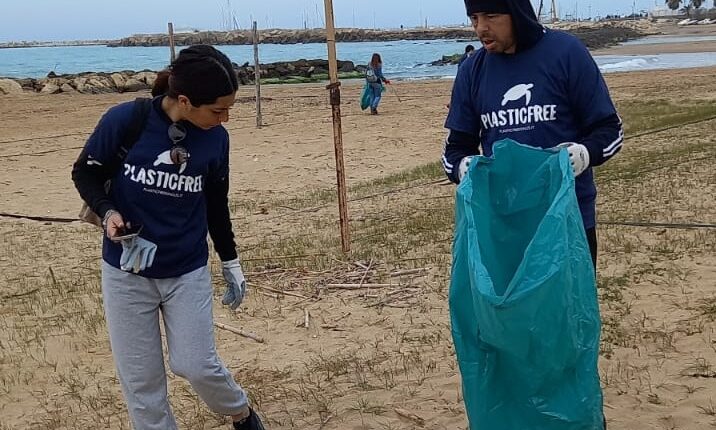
[101,262,248,430]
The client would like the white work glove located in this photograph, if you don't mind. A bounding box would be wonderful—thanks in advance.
[221,258,247,310]
[458,156,475,182]
[119,236,157,273]
[557,142,590,177]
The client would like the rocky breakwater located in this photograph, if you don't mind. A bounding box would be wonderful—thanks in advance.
[109,27,477,47]
[234,59,364,84]
[564,23,649,49]
[0,59,365,95]
[0,70,158,95]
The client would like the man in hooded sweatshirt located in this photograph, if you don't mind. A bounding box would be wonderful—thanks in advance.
[442,0,621,428]
[442,0,623,272]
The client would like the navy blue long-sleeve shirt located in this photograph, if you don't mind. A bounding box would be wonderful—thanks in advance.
[73,97,237,278]
[443,30,623,229]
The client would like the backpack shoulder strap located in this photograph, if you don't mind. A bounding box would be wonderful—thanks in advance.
[115,97,152,161]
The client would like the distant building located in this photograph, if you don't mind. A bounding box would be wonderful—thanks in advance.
[649,5,716,19]
[648,5,682,18]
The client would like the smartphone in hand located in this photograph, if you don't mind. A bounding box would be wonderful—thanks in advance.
[111,224,144,242]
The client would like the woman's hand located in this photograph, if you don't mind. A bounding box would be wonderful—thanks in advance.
[103,210,126,240]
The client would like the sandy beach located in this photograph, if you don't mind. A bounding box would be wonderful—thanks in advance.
[593,39,716,55]
[592,21,716,55]
[1,25,716,430]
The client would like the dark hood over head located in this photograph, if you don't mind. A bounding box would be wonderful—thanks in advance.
[464,0,545,53]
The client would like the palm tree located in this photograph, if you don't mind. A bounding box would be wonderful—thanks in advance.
[666,0,704,17]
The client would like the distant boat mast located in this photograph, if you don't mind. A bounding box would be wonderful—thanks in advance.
[218,0,240,30]
[537,0,559,22]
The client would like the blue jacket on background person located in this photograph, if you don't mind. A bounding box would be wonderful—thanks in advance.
[366,52,391,114]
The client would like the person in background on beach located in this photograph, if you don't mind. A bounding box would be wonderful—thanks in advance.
[442,0,623,428]
[446,45,478,108]
[458,44,476,67]
[71,45,265,430]
[366,52,392,115]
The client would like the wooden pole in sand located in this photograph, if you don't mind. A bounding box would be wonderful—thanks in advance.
[168,22,176,62]
[323,0,351,253]
[252,21,262,128]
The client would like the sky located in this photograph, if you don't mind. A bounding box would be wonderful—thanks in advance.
[0,0,676,42]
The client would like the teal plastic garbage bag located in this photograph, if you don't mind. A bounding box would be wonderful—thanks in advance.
[360,83,372,110]
[450,139,603,430]
[360,82,384,110]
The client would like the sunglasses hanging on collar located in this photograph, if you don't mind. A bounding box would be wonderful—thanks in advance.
[167,122,190,165]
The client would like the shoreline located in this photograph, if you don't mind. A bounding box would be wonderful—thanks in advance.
[2,22,714,94]
[3,64,716,97]
[3,63,716,97]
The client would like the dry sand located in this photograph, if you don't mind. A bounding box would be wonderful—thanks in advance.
[1,34,716,430]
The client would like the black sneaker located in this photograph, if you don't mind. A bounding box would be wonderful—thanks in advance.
[233,408,265,430]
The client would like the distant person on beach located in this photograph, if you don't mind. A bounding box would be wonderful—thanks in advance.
[445,45,477,108]
[443,0,623,428]
[366,53,392,115]
[458,44,476,66]
[72,45,265,430]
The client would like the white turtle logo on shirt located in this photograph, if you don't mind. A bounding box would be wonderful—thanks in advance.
[153,149,189,174]
[480,82,558,131]
[502,83,534,107]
